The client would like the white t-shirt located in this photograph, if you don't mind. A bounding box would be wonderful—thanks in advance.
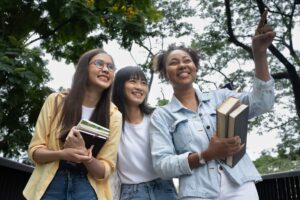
[81,105,95,119]
[117,115,159,184]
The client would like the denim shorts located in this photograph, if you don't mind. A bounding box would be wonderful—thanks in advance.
[120,178,178,200]
[42,169,97,200]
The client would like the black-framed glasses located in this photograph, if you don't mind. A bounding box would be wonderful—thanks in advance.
[89,59,115,72]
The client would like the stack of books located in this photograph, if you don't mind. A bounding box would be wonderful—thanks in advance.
[77,119,110,156]
[216,96,249,167]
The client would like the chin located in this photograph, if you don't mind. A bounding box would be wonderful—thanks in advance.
[97,82,111,90]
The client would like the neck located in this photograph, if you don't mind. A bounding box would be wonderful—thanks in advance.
[83,89,102,108]
[125,105,143,124]
[174,87,199,112]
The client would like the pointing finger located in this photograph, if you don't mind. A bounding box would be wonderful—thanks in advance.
[257,9,268,29]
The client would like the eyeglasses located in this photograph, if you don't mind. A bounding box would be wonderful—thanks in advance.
[89,59,115,72]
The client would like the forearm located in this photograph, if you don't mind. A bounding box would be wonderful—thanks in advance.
[253,51,270,81]
[84,158,106,179]
[33,148,64,164]
[188,150,214,170]
[188,152,203,169]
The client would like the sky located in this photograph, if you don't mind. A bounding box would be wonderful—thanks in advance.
[46,38,281,161]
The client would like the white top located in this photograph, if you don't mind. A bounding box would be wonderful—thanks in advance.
[117,115,159,184]
[81,105,95,119]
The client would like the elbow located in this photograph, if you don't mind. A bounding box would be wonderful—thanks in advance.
[152,159,173,179]
[264,92,275,111]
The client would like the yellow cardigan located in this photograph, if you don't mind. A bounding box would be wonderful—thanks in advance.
[23,92,122,200]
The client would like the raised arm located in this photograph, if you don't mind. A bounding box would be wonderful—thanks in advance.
[252,9,276,81]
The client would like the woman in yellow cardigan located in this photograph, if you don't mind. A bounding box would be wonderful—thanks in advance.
[23,49,122,200]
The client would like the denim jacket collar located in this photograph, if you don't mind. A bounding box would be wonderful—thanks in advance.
[169,88,212,113]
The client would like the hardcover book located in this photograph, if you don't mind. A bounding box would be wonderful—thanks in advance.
[216,96,240,138]
[226,104,249,167]
[77,119,110,156]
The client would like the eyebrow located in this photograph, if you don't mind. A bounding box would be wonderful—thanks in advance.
[168,55,191,61]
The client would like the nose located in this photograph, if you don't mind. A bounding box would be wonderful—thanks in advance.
[101,64,109,72]
[179,61,187,69]
[134,82,143,89]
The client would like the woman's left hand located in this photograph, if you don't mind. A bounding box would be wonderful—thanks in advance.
[252,9,276,54]
[64,126,86,152]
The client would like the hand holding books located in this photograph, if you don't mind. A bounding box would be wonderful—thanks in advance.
[64,127,87,151]
[63,127,94,163]
[75,119,110,157]
[216,96,249,167]
[202,134,244,163]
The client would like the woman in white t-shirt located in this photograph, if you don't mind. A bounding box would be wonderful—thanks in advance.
[112,66,177,200]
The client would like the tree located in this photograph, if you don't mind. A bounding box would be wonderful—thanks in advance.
[0,0,196,160]
[0,0,161,159]
[133,0,196,92]
[0,39,52,158]
[190,0,300,170]
[254,150,300,173]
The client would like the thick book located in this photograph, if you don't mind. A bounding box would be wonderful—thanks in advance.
[216,96,240,138]
[226,104,249,167]
[77,119,110,156]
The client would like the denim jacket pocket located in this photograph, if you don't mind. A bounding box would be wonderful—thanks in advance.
[200,111,217,139]
[170,118,193,152]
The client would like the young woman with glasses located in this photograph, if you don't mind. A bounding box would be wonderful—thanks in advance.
[23,49,122,200]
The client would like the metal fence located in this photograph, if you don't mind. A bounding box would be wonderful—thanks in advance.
[0,157,33,200]
[0,156,299,200]
[256,170,300,200]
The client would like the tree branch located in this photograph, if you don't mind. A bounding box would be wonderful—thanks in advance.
[24,18,73,47]
[255,0,300,118]
[224,0,253,58]
[271,72,290,79]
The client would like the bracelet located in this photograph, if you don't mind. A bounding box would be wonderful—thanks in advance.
[198,152,206,165]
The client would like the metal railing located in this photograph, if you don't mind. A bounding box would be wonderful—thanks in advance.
[0,156,299,200]
[256,170,300,200]
[0,157,33,200]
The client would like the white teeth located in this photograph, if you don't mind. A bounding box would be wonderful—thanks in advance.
[178,72,189,78]
[97,75,109,81]
[132,91,143,97]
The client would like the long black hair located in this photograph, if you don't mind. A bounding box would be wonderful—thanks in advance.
[59,48,114,142]
[112,66,154,128]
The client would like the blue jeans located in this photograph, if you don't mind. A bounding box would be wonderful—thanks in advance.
[120,178,178,200]
[42,169,97,200]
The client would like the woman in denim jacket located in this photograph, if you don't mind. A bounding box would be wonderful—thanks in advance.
[150,10,276,200]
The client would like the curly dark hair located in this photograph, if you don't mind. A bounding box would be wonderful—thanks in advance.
[152,44,200,80]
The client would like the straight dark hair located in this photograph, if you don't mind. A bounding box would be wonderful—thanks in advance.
[58,48,114,142]
[112,66,154,128]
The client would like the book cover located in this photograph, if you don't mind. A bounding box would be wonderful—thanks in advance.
[77,119,109,137]
[226,104,249,167]
[77,119,110,156]
[216,96,240,138]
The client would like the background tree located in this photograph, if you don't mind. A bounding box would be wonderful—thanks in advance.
[0,0,195,160]
[0,0,159,160]
[190,0,300,172]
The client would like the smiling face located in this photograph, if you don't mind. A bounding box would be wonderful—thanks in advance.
[124,77,148,107]
[87,53,115,92]
[165,49,197,89]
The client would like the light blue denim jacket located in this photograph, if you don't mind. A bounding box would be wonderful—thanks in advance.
[149,77,274,199]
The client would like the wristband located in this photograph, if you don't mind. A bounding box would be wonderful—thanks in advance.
[198,152,206,165]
